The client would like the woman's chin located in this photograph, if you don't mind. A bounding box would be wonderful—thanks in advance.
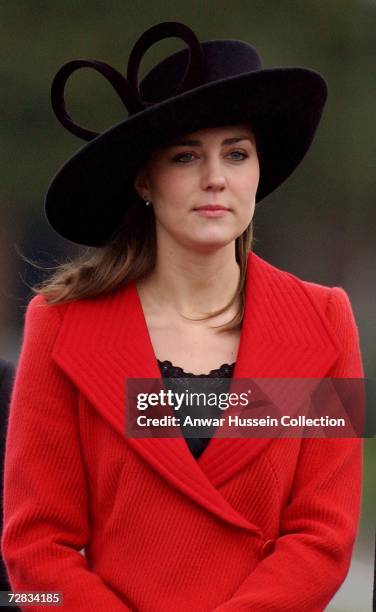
[184,234,236,253]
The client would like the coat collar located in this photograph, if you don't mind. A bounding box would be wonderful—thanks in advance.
[52,252,340,533]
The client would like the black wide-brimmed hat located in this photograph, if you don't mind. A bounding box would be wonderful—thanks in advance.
[46,20,328,247]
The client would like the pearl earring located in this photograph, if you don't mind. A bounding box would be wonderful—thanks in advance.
[145,199,151,206]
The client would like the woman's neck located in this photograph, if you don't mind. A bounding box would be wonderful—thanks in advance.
[137,243,240,318]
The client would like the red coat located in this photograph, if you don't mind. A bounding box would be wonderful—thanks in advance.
[2,252,364,611]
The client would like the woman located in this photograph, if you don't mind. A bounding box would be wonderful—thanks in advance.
[2,21,364,611]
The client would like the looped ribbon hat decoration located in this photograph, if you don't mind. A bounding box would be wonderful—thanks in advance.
[46,20,328,246]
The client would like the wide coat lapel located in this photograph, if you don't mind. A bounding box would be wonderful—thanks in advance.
[52,252,341,532]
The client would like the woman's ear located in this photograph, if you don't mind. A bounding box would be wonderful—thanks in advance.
[134,167,150,200]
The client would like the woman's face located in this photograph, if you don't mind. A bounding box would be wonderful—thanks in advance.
[134,123,260,253]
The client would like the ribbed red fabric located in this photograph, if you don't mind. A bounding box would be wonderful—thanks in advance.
[2,253,364,611]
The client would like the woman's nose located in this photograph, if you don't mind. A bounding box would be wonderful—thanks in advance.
[200,158,227,191]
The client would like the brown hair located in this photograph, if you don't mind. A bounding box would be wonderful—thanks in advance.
[33,203,254,333]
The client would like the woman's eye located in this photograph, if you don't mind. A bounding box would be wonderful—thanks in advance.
[173,152,195,163]
[229,150,248,160]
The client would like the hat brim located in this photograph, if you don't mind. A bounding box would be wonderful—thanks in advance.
[45,67,327,246]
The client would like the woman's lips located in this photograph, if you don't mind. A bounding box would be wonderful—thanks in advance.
[193,205,230,217]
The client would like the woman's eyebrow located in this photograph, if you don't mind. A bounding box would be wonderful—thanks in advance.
[168,136,253,147]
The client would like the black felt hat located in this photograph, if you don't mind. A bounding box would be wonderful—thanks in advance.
[46,21,328,246]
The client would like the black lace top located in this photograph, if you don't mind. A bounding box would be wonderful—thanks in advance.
[157,359,236,460]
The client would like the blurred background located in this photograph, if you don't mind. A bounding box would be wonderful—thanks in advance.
[1,1,375,609]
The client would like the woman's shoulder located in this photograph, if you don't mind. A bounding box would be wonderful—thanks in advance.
[253,253,358,329]
[20,294,70,352]
[23,284,131,335]
[24,293,70,326]
[261,260,363,375]
[286,270,356,326]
